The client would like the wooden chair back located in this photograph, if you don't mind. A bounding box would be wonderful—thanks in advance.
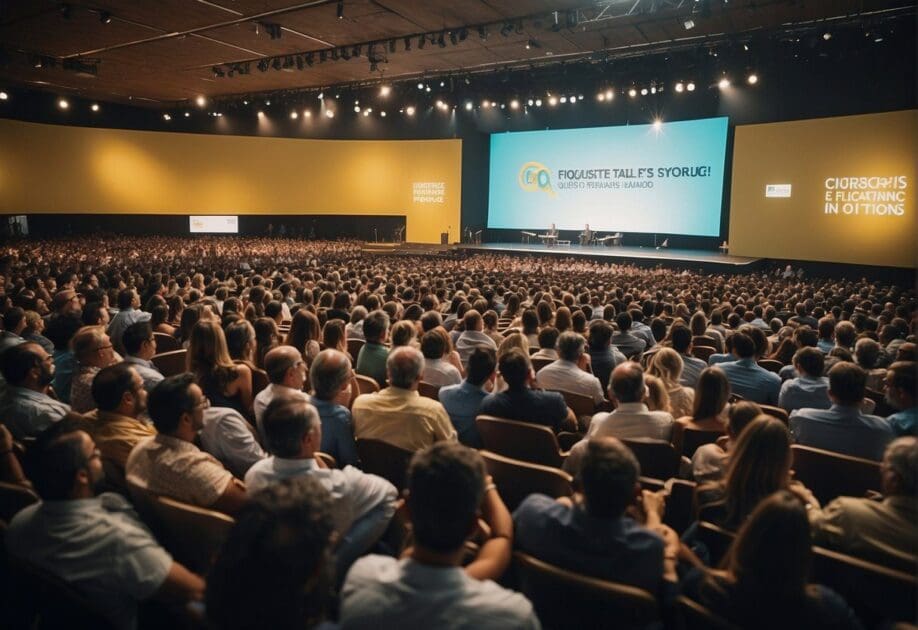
[691,346,716,362]
[621,438,680,480]
[666,479,698,535]
[811,545,917,625]
[355,439,414,491]
[681,427,724,457]
[151,495,235,574]
[695,520,736,567]
[676,596,739,630]
[315,451,338,469]
[417,381,440,401]
[126,478,163,536]
[347,338,365,363]
[151,349,188,377]
[691,335,719,350]
[251,367,270,395]
[476,415,567,468]
[758,404,789,424]
[757,359,784,374]
[152,332,181,353]
[790,444,882,505]
[0,481,39,522]
[864,387,897,417]
[531,357,555,373]
[349,374,380,408]
[99,457,129,496]
[554,388,597,418]
[513,551,659,629]
[480,450,573,511]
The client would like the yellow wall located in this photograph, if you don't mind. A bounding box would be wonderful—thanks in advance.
[0,119,462,243]
[729,110,917,268]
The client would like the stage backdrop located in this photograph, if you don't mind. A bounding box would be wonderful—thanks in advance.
[729,110,916,268]
[487,117,728,236]
[0,119,461,244]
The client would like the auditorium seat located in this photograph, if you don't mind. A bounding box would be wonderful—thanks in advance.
[349,374,380,409]
[759,404,789,424]
[620,438,680,481]
[680,427,724,457]
[531,357,554,373]
[152,332,181,353]
[552,389,597,424]
[151,495,235,574]
[790,444,882,505]
[480,450,573,512]
[691,335,719,350]
[355,439,414,491]
[151,349,188,378]
[417,381,440,401]
[0,482,39,523]
[513,551,659,629]
[757,359,784,374]
[476,415,569,468]
[695,520,736,567]
[251,367,270,395]
[676,596,739,630]
[691,346,716,362]
[346,339,365,364]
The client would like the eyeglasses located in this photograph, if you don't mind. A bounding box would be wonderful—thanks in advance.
[96,344,113,351]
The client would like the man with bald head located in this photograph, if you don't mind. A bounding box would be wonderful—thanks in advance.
[588,361,674,442]
[310,349,359,466]
[253,345,309,441]
[352,346,457,451]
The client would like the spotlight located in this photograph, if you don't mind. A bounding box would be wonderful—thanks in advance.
[683,19,695,30]
[184,112,190,117]
[465,101,473,111]
[548,96,558,106]
[597,93,605,101]
[675,82,684,92]
[266,100,271,106]
[687,82,696,91]
[163,113,171,121]
[354,105,361,112]
[500,103,505,110]
[640,88,648,96]
[823,32,832,41]
[0,91,7,100]
[628,88,637,97]
[747,73,758,85]
[425,86,431,93]
[257,110,264,117]
[325,109,334,118]
[605,89,614,100]
[653,119,662,129]
[560,96,567,103]
[290,110,298,119]
[304,109,311,117]
[440,80,445,87]
[534,98,542,107]
[482,100,490,109]
[336,0,343,19]
[380,111,386,117]
[196,95,206,107]
[510,99,519,110]
[490,101,497,108]
[435,99,443,108]
[417,82,425,90]
[527,98,533,106]
[90,103,99,112]
[317,92,324,100]
[718,77,730,89]
[650,86,657,94]
[569,96,576,105]
[405,106,415,116]
[99,11,112,24]
[58,98,69,110]
[380,85,391,97]
[363,110,369,116]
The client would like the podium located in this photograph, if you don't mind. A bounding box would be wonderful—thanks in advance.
[440,232,449,245]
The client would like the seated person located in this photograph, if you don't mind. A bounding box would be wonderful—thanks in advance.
[0,341,72,440]
[309,349,360,467]
[588,362,674,442]
[454,309,498,366]
[206,477,337,630]
[341,442,539,629]
[420,329,462,387]
[536,331,606,406]
[790,362,893,461]
[681,490,862,630]
[354,309,390,388]
[479,348,577,433]
[245,397,397,578]
[126,373,248,515]
[691,401,762,483]
[610,311,646,359]
[587,320,625,394]
[809,436,917,572]
[514,437,677,595]
[778,347,830,413]
[6,421,204,629]
[70,325,120,413]
[530,326,560,361]
[87,363,156,471]
[352,346,457,451]
[717,328,781,405]
[438,346,497,448]
[884,361,916,436]
[253,345,310,440]
[121,320,164,392]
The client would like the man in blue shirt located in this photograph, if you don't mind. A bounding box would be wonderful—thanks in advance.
[309,349,360,466]
[718,328,781,405]
[439,346,496,448]
[884,361,916,436]
[779,347,830,413]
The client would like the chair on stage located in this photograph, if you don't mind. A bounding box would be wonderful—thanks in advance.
[521,231,537,244]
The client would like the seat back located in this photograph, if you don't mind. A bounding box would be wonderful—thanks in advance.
[151,495,235,574]
[126,478,163,535]
[531,357,554,373]
[417,381,440,401]
[691,346,716,362]
[691,335,719,350]
[811,546,917,625]
[476,415,566,468]
[480,451,573,512]
[676,596,739,630]
[790,444,882,505]
[347,338,365,363]
[355,439,414,491]
[681,427,724,457]
[695,520,736,567]
[513,551,658,629]
[350,374,380,408]
[759,404,789,424]
[151,349,188,377]
[152,332,181,353]
[0,481,39,522]
[665,479,697,535]
[757,359,784,374]
[864,387,896,417]
[251,368,270,395]
[621,438,680,480]
[554,388,596,418]
[315,451,338,469]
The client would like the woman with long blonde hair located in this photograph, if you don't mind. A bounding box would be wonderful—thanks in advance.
[647,347,694,418]
[188,318,253,418]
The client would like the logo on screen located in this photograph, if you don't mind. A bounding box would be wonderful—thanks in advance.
[518,162,557,198]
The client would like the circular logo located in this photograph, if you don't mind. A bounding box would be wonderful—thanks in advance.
[518,162,556,197]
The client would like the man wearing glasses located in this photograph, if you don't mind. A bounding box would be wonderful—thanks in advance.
[0,342,71,440]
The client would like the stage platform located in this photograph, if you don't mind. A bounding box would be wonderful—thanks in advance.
[456,242,760,268]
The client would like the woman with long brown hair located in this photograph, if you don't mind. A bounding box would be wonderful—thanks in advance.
[286,309,322,365]
[187,319,253,418]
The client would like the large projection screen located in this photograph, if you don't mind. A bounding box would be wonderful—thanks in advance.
[190,215,238,233]
[488,117,728,236]
[729,110,917,268]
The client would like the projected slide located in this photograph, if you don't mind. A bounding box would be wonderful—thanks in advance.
[488,117,728,236]
[729,110,916,268]
[190,215,239,233]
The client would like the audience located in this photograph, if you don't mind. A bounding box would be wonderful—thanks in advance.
[778,347,829,412]
[70,325,120,413]
[253,345,310,439]
[87,363,156,471]
[354,309,390,387]
[535,331,606,406]
[884,361,916,436]
[589,361,674,442]
[121,320,164,392]
[0,341,71,439]
[438,346,496,448]
[309,348,360,466]
[717,328,781,405]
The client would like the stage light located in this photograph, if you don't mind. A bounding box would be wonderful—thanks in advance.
[184,111,190,117]
[650,86,657,94]
[675,82,684,92]
[290,110,298,119]
[354,99,359,105]
[243,100,249,105]
[163,113,171,121]
[336,0,344,19]
[417,82,424,90]
[304,109,311,117]
[747,73,758,85]
[90,103,99,112]
[482,100,490,109]
[823,32,832,41]
[548,96,558,106]
[435,99,443,108]
[257,110,264,117]
[325,109,334,118]
[363,110,369,116]
[354,105,361,112]
[0,91,7,100]
[640,88,648,96]
[718,77,730,89]
[653,119,662,129]
[366,107,372,113]
[578,95,584,101]
[628,88,637,97]
[683,19,695,30]
[440,80,445,87]
[465,101,473,111]
[534,98,542,107]
[380,111,386,117]
[605,89,614,100]
[266,100,271,105]
[380,85,390,97]
[425,86,431,93]
[490,101,497,108]
[597,93,605,101]
[500,103,505,109]
[196,95,206,107]
[405,106,415,116]
[687,82,696,91]
[99,11,112,24]
[560,96,567,103]
[58,98,69,110]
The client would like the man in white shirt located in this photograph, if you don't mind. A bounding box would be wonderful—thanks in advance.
[536,332,606,406]
[420,329,462,387]
[121,321,164,392]
[253,345,310,440]
[531,327,560,361]
[245,397,397,578]
[454,310,498,366]
[589,361,674,442]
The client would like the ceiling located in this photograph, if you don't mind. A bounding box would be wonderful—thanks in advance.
[0,0,913,107]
